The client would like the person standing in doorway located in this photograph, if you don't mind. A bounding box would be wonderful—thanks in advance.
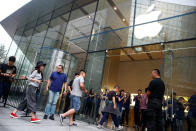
[140,88,150,131]
[121,92,131,126]
[0,56,17,107]
[176,97,185,131]
[60,70,87,126]
[134,89,142,129]
[146,69,165,131]
[10,61,46,123]
[43,65,67,120]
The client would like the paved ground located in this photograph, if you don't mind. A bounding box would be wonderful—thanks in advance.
[0,104,134,131]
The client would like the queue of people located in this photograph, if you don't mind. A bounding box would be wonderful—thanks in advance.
[0,57,195,131]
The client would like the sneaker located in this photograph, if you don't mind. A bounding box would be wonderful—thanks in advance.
[69,123,77,126]
[97,124,103,129]
[43,115,48,119]
[10,112,18,118]
[59,114,64,125]
[49,115,54,120]
[30,118,41,123]
[115,126,123,131]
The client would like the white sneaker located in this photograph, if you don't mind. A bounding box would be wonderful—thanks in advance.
[59,114,64,125]
[97,124,103,129]
[115,126,123,130]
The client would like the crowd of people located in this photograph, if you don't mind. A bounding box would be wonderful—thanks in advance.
[0,56,196,131]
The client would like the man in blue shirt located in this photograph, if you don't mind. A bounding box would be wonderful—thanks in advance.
[44,65,67,120]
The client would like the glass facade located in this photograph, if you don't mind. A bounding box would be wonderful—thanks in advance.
[4,0,196,123]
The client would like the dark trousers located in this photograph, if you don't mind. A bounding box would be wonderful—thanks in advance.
[141,109,147,131]
[122,109,129,125]
[187,116,191,131]
[0,81,11,106]
[134,107,141,126]
[100,112,119,127]
[165,118,177,131]
[146,109,163,131]
[86,101,93,116]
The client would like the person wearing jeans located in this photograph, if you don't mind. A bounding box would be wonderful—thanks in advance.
[60,70,87,126]
[44,65,67,120]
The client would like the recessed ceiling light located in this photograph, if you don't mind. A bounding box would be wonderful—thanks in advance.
[134,47,143,52]
[114,6,117,10]
[88,15,91,18]
[122,18,126,22]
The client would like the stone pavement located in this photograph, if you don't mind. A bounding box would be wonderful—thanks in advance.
[0,104,134,131]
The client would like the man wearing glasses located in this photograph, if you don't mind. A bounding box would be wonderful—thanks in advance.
[43,65,67,120]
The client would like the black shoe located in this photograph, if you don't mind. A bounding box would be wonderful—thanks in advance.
[43,115,48,119]
[49,115,54,120]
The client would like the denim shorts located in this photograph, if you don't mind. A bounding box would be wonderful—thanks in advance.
[70,95,81,112]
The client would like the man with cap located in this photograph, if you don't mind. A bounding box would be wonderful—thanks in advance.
[10,61,46,123]
[0,56,17,107]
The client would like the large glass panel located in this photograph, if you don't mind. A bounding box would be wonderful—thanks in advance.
[18,19,50,77]
[132,0,196,46]
[14,28,34,75]
[66,0,98,52]
[5,28,25,62]
[163,40,196,97]
[77,51,106,123]
[88,0,134,51]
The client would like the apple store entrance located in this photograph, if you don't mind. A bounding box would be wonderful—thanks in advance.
[101,40,196,128]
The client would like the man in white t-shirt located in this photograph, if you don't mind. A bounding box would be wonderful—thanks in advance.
[60,70,87,126]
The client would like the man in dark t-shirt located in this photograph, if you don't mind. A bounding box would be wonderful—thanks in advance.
[147,69,165,131]
[0,56,17,107]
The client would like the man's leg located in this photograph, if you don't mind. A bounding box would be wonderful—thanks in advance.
[121,110,125,125]
[146,109,156,131]
[50,92,60,118]
[62,108,75,117]
[69,113,74,125]
[3,82,11,107]
[0,81,3,99]
[155,110,163,131]
[44,90,54,116]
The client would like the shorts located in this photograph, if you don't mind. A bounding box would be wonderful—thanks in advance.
[70,95,81,112]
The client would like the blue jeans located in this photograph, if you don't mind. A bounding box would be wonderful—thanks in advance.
[70,95,81,112]
[100,112,119,127]
[45,90,60,116]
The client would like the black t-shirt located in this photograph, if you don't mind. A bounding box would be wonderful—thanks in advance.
[68,80,74,88]
[148,78,165,101]
[0,63,17,83]
[107,91,116,101]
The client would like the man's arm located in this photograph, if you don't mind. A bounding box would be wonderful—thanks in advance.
[63,82,67,95]
[80,82,87,94]
[46,79,51,91]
